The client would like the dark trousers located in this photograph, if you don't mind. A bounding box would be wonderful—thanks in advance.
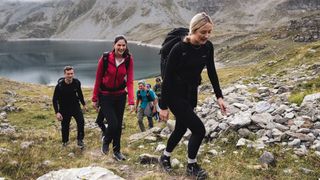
[99,93,126,153]
[165,97,205,159]
[137,107,153,132]
[61,110,85,143]
[96,110,107,135]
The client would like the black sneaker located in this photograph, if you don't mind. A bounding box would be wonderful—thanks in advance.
[101,136,109,155]
[159,155,173,173]
[113,152,126,161]
[186,163,208,180]
[77,140,85,149]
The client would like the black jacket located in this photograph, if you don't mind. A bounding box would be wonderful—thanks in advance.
[52,78,85,114]
[160,41,223,109]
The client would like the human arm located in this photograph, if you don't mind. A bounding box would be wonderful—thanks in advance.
[206,42,226,115]
[126,55,135,105]
[76,80,86,110]
[52,85,60,114]
[92,56,104,103]
[52,85,63,121]
[135,99,140,113]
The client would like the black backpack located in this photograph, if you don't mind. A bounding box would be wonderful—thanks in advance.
[159,27,189,79]
[102,52,130,76]
[137,90,154,102]
[100,52,130,92]
[57,77,80,94]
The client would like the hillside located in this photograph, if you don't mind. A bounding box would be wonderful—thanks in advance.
[1,0,320,179]
[0,30,320,178]
[0,0,320,44]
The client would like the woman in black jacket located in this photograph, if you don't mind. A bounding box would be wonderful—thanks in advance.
[159,12,227,179]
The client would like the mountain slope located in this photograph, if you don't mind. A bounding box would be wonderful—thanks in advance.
[0,0,319,44]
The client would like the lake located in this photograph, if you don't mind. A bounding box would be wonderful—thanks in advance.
[0,40,160,86]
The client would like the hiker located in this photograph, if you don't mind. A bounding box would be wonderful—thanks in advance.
[153,77,162,103]
[52,66,87,149]
[92,35,134,161]
[135,80,158,132]
[153,77,162,120]
[159,12,227,179]
[146,83,152,90]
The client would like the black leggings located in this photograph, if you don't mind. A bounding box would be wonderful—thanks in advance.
[165,97,205,159]
[99,93,126,153]
[61,110,85,143]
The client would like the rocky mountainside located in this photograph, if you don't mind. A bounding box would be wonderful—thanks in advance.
[0,0,320,44]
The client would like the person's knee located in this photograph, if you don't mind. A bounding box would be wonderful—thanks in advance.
[190,124,205,138]
[199,126,206,138]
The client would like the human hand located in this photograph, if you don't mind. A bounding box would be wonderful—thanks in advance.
[56,112,63,121]
[152,106,157,113]
[83,105,88,112]
[160,109,169,121]
[217,98,227,115]
[92,101,99,112]
[129,105,135,113]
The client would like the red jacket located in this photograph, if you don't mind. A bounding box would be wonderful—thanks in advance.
[92,52,134,105]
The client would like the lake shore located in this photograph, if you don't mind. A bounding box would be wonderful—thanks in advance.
[6,38,162,48]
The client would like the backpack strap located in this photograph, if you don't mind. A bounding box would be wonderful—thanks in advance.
[137,90,142,100]
[57,77,80,91]
[146,90,155,102]
[103,52,130,76]
[102,52,109,77]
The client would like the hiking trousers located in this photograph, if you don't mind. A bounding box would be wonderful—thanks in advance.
[96,109,107,135]
[165,96,205,159]
[137,107,153,132]
[60,110,85,143]
[99,93,126,153]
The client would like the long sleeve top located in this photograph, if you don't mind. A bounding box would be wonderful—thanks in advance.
[92,51,134,105]
[160,40,223,110]
[52,78,86,114]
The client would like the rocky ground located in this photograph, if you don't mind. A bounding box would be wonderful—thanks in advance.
[0,59,319,179]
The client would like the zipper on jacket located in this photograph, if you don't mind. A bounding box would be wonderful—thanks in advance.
[113,59,126,90]
[113,66,119,89]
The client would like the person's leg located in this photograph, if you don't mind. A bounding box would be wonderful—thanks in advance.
[73,110,85,148]
[73,110,85,141]
[168,98,207,178]
[147,116,153,129]
[99,95,118,153]
[137,108,146,132]
[159,98,188,173]
[113,94,126,153]
[96,109,107,136]
[61,114,72,144]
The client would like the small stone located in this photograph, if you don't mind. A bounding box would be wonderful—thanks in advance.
[259,151,275,166]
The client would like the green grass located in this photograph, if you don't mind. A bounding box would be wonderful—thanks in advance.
[1,29,320,179]
[288,75,320,105]
[1,77,320,179]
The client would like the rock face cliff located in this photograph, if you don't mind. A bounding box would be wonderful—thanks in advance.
[0,0,319,43]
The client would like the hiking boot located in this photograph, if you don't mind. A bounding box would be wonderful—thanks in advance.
[186,163,208,180]
[113,152,126,161]
[101,136,109,155]
[159,155,173,173]
[77,140,85,149]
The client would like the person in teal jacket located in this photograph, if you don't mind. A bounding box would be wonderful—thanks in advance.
[135,80,158,132]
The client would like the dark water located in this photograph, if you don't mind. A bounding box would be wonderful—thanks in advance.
[0,40,160,86]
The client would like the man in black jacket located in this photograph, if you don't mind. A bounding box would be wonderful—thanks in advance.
[52,66,87,148]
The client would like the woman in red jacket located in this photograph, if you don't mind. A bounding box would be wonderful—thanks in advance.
[92,35,134,161]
